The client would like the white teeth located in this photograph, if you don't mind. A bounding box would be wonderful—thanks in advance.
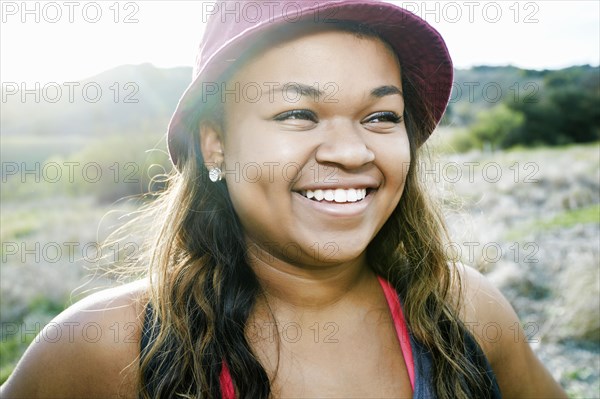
[324,190,335,201]
[314,189,324,201]
[347,188,358,202]
[302,188,370,203]
[334,189,347,203]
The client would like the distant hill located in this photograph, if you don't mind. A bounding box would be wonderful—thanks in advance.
[1,63,192,138]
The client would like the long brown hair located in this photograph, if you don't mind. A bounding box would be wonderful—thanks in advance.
[127,21,495,399]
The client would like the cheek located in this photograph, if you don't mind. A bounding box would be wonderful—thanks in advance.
[378,133,411,190]
[225,116,295,162]
[223,121,311,187]
[221,128,302,229]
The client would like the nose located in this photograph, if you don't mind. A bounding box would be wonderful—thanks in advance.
[315,120,375,169]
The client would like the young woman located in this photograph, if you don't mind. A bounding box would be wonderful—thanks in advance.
[1,1,567,398]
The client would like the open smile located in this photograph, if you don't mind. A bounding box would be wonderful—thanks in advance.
[299,188,376,203]
[292,187,377,218]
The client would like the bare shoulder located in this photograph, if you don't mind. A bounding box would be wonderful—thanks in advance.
[452,264,566,398]
[0,279,149,399]
[451,264,514,358]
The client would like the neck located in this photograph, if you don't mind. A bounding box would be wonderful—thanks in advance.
[247,241,374,312]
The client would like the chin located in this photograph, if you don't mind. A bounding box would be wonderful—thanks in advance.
[309,243,369,266]
[279,229,377,266]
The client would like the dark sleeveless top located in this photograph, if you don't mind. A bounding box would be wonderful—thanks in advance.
[141,277,502,398]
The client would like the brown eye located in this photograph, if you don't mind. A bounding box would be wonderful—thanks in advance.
[361,111,402,133]
[273,109,318,122]
[363,111,402,124]
[273,109,318,130]
[361,111,403,132]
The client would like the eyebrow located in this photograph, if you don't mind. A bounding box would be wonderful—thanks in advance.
[265,83,323,100]
[370,85,403,98]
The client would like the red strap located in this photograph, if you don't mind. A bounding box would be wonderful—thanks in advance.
[377,275,416,389]
[220,362,235,399]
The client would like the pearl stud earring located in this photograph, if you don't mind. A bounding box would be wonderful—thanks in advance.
[209,167,222,182]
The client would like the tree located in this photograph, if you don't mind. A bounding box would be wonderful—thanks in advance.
[468,104,525,151]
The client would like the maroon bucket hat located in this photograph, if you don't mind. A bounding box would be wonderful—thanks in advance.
[167,0,453,169]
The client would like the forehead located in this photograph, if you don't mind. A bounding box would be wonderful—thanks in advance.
[229,29,403,90]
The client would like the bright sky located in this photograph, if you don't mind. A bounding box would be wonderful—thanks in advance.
[1,1,599,84]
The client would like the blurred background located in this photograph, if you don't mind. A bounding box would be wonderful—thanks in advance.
[1,1,599,396]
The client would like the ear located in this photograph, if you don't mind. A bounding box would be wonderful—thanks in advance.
[199,122,224,169]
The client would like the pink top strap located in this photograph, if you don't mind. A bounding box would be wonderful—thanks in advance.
[219,276,415,398]
[376,276,416,389]
[220,362,235,399]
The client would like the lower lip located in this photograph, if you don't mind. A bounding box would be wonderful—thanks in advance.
[292,191,375,217]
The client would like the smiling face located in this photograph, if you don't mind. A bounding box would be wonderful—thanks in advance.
[200,29,410,268]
